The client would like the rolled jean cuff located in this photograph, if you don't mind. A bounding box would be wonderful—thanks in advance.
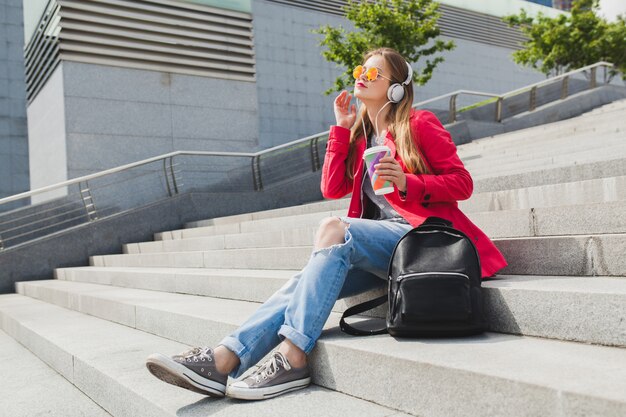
[278,324,315,354]
[217,335,249,379]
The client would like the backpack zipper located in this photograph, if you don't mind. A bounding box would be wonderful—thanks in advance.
[396,271,469,281]
[415,230,464,238]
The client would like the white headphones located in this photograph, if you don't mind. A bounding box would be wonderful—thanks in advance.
[387,61,413,103]
[357,60,414,146]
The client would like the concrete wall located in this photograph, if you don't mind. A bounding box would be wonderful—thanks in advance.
[0,0,28,200]
[251,0,553,149]
[61,61,259,179]
[26,65,68,204]
[25,61,259,182]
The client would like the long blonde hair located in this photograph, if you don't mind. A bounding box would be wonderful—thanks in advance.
[346,47,430,180]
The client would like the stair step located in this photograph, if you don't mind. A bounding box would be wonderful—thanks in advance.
[179,175,626,234]
[0,295,411,417]
[50,269,626,347]
[185,198,349,229]
[497,232,625,276]
[467,143,626,177]
[459,124,624,160]
[458,175,626,212]
[457,106,626,152]
[4,289,625,417]
[460,131,623,164]
[95,233,626,277]
[140,202,626,256]
[0,328,112,417]
[472,157,626,192]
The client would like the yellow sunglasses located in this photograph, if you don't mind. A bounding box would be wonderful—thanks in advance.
[353,65,393,82]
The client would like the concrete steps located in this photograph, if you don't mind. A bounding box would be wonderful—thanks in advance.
[472,157,626,192]
[467,143,626,178]
[458,175,626,211]
[140,200,626,249]
[92,231,626,277]
[178,174,626,236]
[47,269,626,347]
[0,295,410,417]
[0,329,113,417]
[459,124,624,162]
[3,285,625,417]
[457,102,626,154]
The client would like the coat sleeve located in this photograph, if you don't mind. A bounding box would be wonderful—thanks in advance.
[320,125,354,199]
[401,111,473,204]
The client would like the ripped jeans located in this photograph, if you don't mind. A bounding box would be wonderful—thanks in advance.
[217,216,413,378]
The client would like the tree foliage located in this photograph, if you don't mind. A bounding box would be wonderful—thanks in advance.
[311,0,455,95]
[503,0,626,81]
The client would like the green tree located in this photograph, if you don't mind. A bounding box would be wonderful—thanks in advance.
[311,0,455,95]
[503,0,626,81]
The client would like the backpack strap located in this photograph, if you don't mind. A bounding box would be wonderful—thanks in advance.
[339,295,388,336]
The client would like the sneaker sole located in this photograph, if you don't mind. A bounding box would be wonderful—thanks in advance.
[227,377,311,400]
[145,353,226,397]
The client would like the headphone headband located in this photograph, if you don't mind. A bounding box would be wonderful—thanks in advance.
[402,60,413,86]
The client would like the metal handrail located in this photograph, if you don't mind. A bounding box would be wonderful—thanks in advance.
[0,62,620,209]
[503,61,614,98]
[411,61,615,109]
[412,61,616,123]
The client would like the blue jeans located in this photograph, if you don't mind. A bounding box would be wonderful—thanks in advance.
[218,216,413,378]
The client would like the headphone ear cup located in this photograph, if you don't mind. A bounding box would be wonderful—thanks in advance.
[387,83,404,103]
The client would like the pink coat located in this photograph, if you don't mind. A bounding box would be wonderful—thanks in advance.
[320,108,508,278]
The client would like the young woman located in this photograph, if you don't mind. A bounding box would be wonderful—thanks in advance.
[146,47,508,401]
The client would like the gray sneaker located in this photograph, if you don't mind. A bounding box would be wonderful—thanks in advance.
[145,346,228,397]
[227,351,311,400]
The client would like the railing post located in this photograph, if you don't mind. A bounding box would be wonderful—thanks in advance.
[495,97,503,122]
[561,76,569,99]
[310,137,321,171]
[79,180,98,221]
[529,86,537,111]
[449,94,457,123]
[163,158,173,197]
[252,155,263,191]
[590,67,597,88]
[169,156,179,194]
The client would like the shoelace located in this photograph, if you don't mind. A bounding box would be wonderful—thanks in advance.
[251,352,291,384]
[180,346,213,363]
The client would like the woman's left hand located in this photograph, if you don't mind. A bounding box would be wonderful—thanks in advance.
[375,156,407,192]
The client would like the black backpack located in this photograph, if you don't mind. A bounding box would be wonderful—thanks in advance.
[340,216,486,337]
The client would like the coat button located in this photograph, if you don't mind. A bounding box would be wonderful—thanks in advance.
[424,194,431,201]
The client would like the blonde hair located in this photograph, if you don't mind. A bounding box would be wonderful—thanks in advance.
[346,47,430,180]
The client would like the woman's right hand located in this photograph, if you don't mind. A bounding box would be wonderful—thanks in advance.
[334,90,357,129]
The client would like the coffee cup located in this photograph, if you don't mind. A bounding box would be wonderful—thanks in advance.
[363,146,394,195]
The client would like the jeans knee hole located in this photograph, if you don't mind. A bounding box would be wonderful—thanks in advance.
[313,223,352,256]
